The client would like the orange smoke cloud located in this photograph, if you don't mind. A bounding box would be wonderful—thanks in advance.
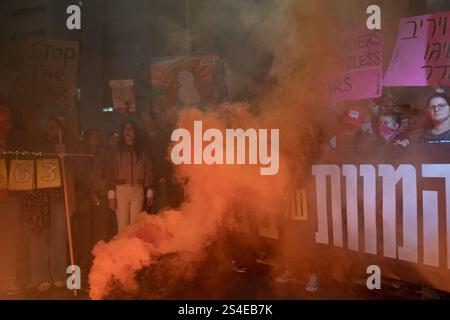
[88,0,338,299]
[89,104,292,299]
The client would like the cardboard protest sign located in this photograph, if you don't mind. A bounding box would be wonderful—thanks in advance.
[36,158,61,189]
[8,160,34,190]
[151,50,228,110]
[109,79,136,113]
[330,28,382,101]
[19,37,79,106]
[384,11,450,86]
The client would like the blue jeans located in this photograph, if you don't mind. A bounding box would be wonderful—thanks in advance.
[26,195,68,286]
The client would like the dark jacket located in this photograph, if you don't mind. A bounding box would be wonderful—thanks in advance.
[76,145,109,195]
[424,129,450,144]
[142,129,171,185]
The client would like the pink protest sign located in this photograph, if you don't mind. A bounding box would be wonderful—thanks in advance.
[330,28,382,102]
[384,11,450,86]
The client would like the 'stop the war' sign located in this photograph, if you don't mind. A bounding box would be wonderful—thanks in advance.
[19,37,79,106]
[384,10,450,86]
[330,27,382,102]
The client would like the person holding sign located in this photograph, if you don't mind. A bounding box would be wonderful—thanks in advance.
[107,121,153,234]
[0,105,22,296]
[24,115,75,292]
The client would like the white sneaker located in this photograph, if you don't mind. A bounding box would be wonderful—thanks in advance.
[3,283,21,296]
[37,281,51,292]
[275,270,297,283]
[305,273,320,292]
[231,260,248,273]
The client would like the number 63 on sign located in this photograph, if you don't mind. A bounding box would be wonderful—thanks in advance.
[0,158,61,191]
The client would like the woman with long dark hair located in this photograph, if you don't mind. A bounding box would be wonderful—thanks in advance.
[107,121,153,233]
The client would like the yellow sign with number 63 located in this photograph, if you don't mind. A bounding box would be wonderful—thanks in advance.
[36,158,61,189]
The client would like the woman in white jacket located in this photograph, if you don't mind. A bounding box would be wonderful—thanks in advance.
[107,121,153,233]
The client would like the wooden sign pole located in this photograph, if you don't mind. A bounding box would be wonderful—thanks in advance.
[59,153,77,297]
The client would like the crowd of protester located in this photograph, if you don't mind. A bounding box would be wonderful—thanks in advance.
[0,104,182,296]
[1,83,450,297]
[321,90,450,162]
[276,89,450,296]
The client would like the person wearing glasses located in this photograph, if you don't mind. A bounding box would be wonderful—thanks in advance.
[395,93,450,146]
[423,93,450,143]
